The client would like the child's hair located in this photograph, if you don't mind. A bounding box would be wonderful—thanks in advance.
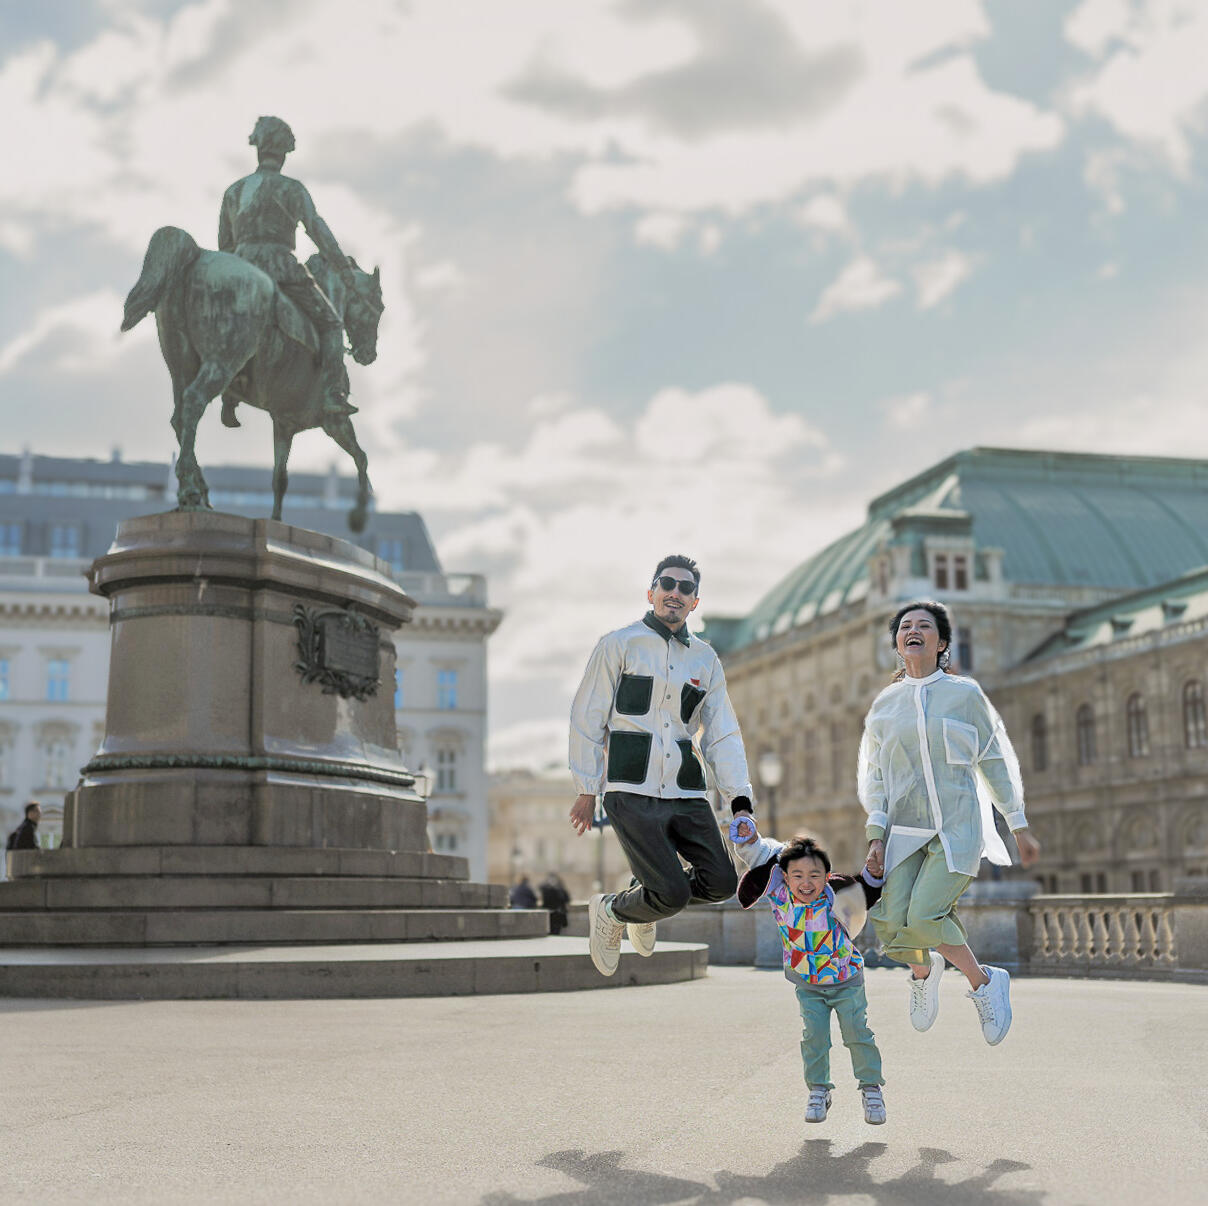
[777,833,831,874]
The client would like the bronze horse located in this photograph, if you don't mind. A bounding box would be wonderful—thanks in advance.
[121,225,384,531]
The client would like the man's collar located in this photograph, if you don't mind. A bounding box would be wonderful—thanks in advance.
[643,610,691,647]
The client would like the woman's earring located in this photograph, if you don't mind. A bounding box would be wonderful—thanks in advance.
[895,651,906,668]
[939,648,951,669]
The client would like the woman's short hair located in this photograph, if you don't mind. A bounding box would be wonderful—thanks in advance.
[777,834,831,874]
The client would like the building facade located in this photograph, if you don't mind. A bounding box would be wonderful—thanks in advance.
[704,448,1208,891]
[0,450,500,880]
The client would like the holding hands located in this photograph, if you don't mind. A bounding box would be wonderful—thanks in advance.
[729,812,757,845]
[865,838,885,878]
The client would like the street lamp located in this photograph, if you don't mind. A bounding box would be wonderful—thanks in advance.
[758,749,783,838]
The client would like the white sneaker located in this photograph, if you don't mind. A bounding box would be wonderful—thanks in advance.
[908,950,945,1032]
[627,920,656,957]
[804,1087,832,1124]
[588,893,624,977]
[860,1085,886,1125]
[967,965,1012,1045]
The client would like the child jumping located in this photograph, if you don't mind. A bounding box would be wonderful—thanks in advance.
[730,817,887,1126]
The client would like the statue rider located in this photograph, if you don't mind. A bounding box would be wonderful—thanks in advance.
[218,116,356,428]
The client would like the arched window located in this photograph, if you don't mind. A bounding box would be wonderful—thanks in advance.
[1075,704,1096,766]
[1183,680,1207,749]
[1030,714,1048,772]
[1126,693,1149,758]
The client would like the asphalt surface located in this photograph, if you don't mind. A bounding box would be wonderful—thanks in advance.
[1,966,1204,1205]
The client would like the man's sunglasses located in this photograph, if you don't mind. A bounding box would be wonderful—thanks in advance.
[653,575,697,596]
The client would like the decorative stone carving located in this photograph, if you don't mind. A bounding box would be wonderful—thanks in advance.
[292,603,381,700]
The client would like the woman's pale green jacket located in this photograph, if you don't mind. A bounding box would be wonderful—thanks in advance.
[857,669,1028,878]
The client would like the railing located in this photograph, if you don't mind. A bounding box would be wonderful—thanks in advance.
[0,556,92,581]
[393,572,487,607]
[1028,895,1180,974]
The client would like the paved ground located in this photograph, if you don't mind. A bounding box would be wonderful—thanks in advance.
[1,966,1204,1205]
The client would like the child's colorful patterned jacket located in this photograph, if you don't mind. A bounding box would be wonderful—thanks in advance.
[734,835,884,991]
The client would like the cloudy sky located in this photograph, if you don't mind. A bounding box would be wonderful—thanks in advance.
[4,0,1208,770]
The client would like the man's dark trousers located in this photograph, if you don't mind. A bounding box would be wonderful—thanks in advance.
[604,791,738,924]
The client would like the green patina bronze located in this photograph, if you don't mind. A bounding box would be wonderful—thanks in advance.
[120,116,384,532]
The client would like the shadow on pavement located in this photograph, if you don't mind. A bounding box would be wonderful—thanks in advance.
[482,1141,1044,1205]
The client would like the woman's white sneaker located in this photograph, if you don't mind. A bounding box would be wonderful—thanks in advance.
[908,950,945,1031]
[627,921,656,957]
[967,965,1013,1045]
[588,893,624,976]
[860,1086,887,1125]
[804,1087,832,1123]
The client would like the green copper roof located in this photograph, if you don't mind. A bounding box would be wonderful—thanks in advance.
[721,447,1208,652]
[1025,565,1208,662]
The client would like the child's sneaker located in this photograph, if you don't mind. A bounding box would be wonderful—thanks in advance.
[627,920,656,957]
[908,950,945,1031]
[804,1087,832,1123]
[967,964,1012,1045]
[860,1085,886,1125]
[588,893,624,976]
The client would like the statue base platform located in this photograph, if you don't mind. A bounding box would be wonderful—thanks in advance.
[0,513,703,996]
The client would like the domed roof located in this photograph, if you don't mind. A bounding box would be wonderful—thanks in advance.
[725,447,1208,652]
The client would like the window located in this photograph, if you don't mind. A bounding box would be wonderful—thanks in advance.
[437,669,458,710]
[377,538,405,572]
[953,555,969,591]
[394,668,403,709]
[1183,680,1207,749]
[1076,704,1096,766]
[46,659,70,702]
[1131,869,1146,892]
[1126,693,1149,758]
[829,721,844,790]
[957,628,973,672]
[43,737,71,788]
[49,524,80,558]
[0,522,20,555]
[934,554,949,590]
[1149,869,1162,892]
[803,729,817,795]
[435,747,458,792]
[1031,714,1048,772]
[0,657,9,701]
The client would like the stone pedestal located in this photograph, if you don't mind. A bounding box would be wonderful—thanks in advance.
[0,512,704,997]
[67,511,423,850]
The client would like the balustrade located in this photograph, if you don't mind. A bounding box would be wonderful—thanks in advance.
[1028,895,1179,973]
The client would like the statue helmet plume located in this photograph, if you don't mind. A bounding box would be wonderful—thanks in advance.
[249,116,295,161]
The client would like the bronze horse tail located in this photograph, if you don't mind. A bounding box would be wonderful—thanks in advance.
[121,226,201,333]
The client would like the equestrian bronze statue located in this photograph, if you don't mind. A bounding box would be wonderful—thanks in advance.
[121,116,384,531]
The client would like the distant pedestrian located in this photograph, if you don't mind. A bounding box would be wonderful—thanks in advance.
[859,601,1041,1047]
[6,802,41,853]
[539,872,571,935]
[569,554,754,976]
[730,820,887,1126]
[509,874,537,909]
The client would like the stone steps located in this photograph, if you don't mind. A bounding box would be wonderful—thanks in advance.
[0,876,507,911]
[7,846,469,881]
[0,907,550,946]
[0,938,708,999]
[0,937,705,1005]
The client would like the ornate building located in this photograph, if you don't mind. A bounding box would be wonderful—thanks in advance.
[705,448,1208,891]
[0,450,501,880]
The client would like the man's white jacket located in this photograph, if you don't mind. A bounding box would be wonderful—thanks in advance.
[569,613,753,806]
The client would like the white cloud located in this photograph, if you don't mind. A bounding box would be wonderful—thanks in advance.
[809,255,902,323]
[1065,0,1208,171]
[0,290,129,376]
[913,249,976,309]
[796,194,852,237]
[882,391,933,429]
[634,211,691,251]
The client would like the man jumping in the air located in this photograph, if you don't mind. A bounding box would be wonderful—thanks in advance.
[568,555,754,975]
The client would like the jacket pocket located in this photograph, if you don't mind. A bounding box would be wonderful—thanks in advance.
[607,731,652,784]
[942,718,980,766]
[615,673,654,716]
[680,682,707,725]
[675,739,706,791]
